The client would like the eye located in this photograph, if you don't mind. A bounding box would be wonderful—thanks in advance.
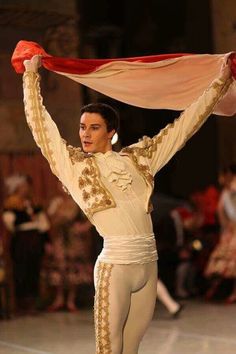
[92,126,99,130]
[80,125,85,130]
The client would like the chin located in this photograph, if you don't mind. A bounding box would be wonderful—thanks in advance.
[83,145,95,153]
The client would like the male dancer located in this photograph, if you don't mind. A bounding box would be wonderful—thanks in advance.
[23,54,233,354]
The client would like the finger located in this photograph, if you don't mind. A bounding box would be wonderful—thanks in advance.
[32,54,42,67]
[23,59,30,66]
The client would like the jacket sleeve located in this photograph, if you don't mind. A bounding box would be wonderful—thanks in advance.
[127,66,233,176]
[23,71,76,186]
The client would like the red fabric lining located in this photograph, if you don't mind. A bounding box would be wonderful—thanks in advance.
[11,40,190,74]
[11,40,236,78]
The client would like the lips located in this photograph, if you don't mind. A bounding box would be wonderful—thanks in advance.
[83,140,92,144]
[83,141,93,148]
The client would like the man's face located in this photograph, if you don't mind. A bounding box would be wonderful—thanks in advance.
[79,112,115,153]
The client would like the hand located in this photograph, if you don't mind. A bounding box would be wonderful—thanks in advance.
[23,54,42,73]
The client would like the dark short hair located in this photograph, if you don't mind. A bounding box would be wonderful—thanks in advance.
[80,103,119,132]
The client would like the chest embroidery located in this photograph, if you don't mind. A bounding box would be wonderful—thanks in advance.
[121,146,154,187]
[65,143,86,163]
[65,145,116,218]
[80,159,116,218]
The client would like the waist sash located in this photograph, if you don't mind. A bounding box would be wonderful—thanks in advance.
[97,233,158,264]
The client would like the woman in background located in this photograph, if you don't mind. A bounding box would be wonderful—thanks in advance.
[205,165,236,303]
[2,174,50,314]
[43,184,93,312]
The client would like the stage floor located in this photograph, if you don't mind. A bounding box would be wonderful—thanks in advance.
[0,300,236,354]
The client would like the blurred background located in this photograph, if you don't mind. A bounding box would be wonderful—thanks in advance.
[0,0,236,324]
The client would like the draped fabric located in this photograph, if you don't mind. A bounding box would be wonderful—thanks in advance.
[12,40,236,116]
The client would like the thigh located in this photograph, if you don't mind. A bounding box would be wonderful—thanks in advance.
[122,262,157,354]
[94,261,132,354]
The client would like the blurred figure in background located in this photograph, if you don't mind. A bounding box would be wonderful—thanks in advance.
[2,174,50,314]
[42,183,93,312]
[0,239,7,318]
[156,278,183,318]
[154,204,203,300]
[217,165,236,228]
[171,207,204,299]
[190,186,221,294]
[205,165,236,303]
[151,194,185,297]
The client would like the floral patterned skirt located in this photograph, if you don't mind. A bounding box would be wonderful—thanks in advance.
[205,225,236,278]
[41,231,93,289]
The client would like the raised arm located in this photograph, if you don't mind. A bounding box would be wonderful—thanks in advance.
[125,65,233,176]
[23,56,76,186]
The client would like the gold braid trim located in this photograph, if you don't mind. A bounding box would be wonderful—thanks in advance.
[23,72,58,176]
[122,76,233,172]
[121,126,173,188]
[122,151,154,187]
[183,76,233,144]
[121,123,174,162]
[94,263,114,354]
[62,141,116,218]
[79,158,116,218]
[64,142,87,164]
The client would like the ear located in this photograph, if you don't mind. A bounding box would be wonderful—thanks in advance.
[108,129,115,139]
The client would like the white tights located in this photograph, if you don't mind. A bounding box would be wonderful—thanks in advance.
[94,261,157,354]
[156,279,179,314]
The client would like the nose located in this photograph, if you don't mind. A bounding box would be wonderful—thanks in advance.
[83,129,91,138]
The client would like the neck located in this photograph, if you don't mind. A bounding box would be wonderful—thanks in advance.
[96,145,113,154]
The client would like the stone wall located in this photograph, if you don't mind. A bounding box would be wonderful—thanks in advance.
[0,0,81,153]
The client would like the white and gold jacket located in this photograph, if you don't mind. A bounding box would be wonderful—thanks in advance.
[23,68,232,224]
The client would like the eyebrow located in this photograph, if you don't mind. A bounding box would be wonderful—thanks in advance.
[80,123,101,127]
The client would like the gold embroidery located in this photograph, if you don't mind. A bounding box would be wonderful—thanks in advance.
[120,148,154,212]
[122,149,154,187]
[121,140,155,212]
[94,263,113,354]
[121,121,174,163]
[121,122,177,188]
[62,139,116,217]
[79,158,116,218]
[82,190,90,201]
[65,143,87,164]
[122,76,233,185]
[184,76,233,143]
[23,72,58,176]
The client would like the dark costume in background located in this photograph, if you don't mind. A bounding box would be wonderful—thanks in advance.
[3,179,50,312]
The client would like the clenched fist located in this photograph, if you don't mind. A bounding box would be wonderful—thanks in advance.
[23,55,42,72]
